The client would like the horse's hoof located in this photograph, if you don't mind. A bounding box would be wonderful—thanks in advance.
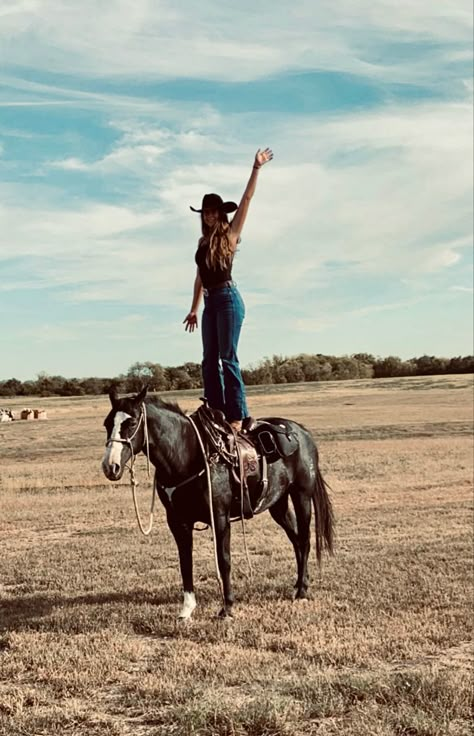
[294,591,310,602]
[217,608,234,620]
[177,615,193,623]
[177,592,196,621]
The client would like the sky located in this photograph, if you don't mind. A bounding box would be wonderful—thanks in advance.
[0,1,473,381]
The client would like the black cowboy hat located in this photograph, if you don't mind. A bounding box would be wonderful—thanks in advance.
[190,193,238,214]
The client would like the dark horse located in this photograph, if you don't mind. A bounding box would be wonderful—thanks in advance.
[101,387,334,619]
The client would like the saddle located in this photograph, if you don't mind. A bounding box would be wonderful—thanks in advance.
[193,401,299,520]
[243,416,299,463]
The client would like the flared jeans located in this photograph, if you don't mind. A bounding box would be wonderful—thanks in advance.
[201,282,248,422]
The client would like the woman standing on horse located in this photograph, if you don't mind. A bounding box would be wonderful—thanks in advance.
[184,147,273,431]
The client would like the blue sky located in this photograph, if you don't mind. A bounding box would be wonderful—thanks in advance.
[1,1,472,381]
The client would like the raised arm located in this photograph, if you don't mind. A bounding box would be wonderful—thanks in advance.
[229,148,273,246]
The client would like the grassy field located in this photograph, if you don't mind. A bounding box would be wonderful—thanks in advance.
[0,375,472,735]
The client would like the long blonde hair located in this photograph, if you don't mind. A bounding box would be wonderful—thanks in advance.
[199,214,234,270]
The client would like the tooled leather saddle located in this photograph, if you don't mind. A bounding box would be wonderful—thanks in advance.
[192,399,299,520]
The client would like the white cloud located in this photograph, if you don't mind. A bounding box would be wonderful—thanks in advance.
[49,121,225,176]
[239,101,473,283]
[0,1,471,85]
[450,285,473,293]
[1,97,471,311]
[51,157,88,171]
[0,202,163,252]
[347,297,424,318]
[51,144,165,174]
[293,316,337,332]
[18,313,155,344]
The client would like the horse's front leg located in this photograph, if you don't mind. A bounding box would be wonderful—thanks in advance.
[214,511,234,618]
[167,514,196,620]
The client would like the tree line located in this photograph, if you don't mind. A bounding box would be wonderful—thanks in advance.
[0,353,472,397]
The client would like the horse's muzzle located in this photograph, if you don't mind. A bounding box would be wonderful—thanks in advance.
[102,461,123,481]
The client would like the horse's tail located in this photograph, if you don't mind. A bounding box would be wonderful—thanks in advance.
[313,466,335,565]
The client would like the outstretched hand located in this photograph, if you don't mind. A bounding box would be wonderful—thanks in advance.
[183,312,198,332]
[255,147,273,168]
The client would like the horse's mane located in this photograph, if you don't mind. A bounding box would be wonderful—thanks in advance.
[145,395,187,417]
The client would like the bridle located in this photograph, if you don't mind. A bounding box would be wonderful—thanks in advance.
[105,404,153,534]
[104,404,205,536]
[106,403,150,471]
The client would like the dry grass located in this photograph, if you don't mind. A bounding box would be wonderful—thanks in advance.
[0,375,472,735]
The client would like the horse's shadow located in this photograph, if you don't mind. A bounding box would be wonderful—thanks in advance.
[0,588,178,635]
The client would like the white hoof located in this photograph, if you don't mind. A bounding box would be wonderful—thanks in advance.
[177,591,196,620]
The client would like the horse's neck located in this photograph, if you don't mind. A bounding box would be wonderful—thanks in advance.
[145,406,198,481]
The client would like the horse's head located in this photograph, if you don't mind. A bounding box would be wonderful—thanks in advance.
[102,386,148,481]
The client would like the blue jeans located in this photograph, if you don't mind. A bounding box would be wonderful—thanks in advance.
[201,282,248,422]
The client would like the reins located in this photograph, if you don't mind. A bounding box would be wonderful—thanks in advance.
[187,414,226,606]
[192,409,253,581]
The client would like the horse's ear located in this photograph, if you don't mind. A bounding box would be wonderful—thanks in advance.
[135,385,148,405]
[109,386,119,405]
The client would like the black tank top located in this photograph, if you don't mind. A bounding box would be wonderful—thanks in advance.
[195,242,233,289]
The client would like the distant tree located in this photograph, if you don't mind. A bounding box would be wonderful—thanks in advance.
[124,362,164,393]
[447,355,474,374]
[352,352,376,365]
[58,378,85,396]
[181,362,202,389]
[35,372,65,396]
[242,358,274,385]
[4,351,470,397]
[79,377,107,395]
[331,356,361,380]
[149,364,168,392]
[297,354,333,382]
[355,361,374,379]
[373,356,415,378]
[166,367,194,390]
[21,380,38,396]
[0,378,24,396]
[277,359,305,383]
[411,355,449,375]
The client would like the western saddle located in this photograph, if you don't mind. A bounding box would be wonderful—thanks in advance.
[192,399,299,519]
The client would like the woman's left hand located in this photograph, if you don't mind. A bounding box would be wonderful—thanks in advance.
[254,148,273,168]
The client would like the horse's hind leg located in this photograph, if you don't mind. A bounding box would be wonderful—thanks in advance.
[289,489,312,599]
[269,493,303,593]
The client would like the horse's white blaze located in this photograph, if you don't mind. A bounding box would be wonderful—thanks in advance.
[178,591,196,619]
[103,411,132,469]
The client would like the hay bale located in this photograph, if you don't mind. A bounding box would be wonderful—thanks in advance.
[21,408,34,420]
